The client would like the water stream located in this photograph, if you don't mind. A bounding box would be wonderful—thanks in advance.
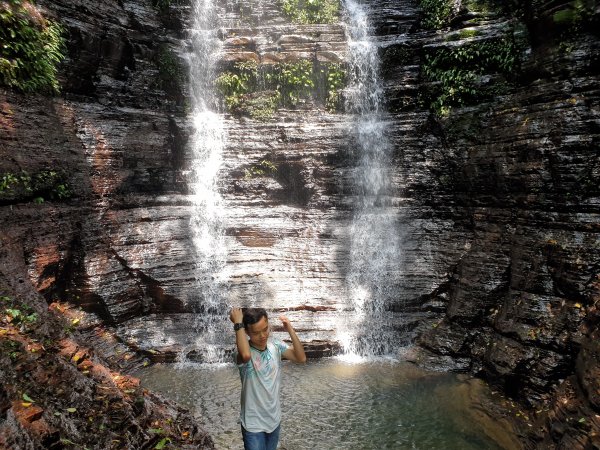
[182,0,403,361]
[186,0,228,361]
[341,0,402,357]
[136,359,518,450]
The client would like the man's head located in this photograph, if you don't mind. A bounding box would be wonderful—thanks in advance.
[243,308,269,350]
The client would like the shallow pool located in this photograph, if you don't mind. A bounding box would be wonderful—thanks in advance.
[135,358,520,450]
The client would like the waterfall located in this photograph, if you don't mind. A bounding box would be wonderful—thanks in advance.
[341,0,401,358]
[180,0,400,363]
[186,0,228,362]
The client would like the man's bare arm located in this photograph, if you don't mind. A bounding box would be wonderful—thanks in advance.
[230,308,251,364]
[280,315,306,363]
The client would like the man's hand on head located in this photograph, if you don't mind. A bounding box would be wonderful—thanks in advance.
[279,315,292,332]
[230,307,243,324]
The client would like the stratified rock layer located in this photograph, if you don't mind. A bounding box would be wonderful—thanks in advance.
[398,1,600,448]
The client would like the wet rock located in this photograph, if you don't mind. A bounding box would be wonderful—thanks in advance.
[577,329,600,410]
[405,0,600,445]
[295,339,341,358]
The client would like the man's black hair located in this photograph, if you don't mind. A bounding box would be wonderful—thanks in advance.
[243,307,268,328]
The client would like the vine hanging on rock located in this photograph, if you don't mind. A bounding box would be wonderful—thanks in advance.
[0,0,66,94]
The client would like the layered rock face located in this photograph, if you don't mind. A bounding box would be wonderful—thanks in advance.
[0,0,426,360]
[399,1,600,448]
[1,0,599,448]
[0,0,213,447]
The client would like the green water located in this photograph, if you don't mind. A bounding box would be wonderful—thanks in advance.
[135,359,520,450]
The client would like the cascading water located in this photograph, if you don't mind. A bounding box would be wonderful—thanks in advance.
[135,5,521,449]
[182,0,401,363]
[341,0,402,358]
[186,0,228,362]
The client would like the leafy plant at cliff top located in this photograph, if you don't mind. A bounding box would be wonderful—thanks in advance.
[422,37,521,116]
[0,0,66,94]
[418,0,455,29]
[279,0,340,24]
[0,169,72,203]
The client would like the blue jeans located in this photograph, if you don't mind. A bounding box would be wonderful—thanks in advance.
[241,424,281,450]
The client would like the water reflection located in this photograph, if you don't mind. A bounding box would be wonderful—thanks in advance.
[136,359,519,450]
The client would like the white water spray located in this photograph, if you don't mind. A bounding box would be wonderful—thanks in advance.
[186,0,228,362]
[342,0,401,358]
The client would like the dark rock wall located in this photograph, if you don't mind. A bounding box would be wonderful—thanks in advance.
[399,1,600,447]
[1,0,195,325]
[0,1,216,447]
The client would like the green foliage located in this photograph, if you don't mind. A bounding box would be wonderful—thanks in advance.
[1,295,38,335]
[0,169,72,203]
[155,44,185,95]
[245,91,281,121]
[461,0,502,15]
[457,29,479,39]
[553,9,577,23]
[419,0,454,29]
[422,37,520,116]
[322,63,346,111]
[214,61,259,110]
[6,309,38,324]
[279,0,340,24]
[3,339,22,360]
[215,60,346,119]
[552,0,592,24]
[552,0,595,53]
[0,172,18,192]
[267,60,315,106]
[154,437,171,450]
[0,0,66,94]
[244,160,278,178]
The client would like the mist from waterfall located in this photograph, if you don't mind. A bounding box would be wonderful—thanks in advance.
[341,0,401,358]
[186,0,228,362]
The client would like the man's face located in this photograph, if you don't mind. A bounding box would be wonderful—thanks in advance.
[246,316,269,350]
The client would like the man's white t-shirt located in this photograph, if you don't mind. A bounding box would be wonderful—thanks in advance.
[236,337,289,433]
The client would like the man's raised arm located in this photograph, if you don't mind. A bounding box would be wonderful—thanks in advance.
[280,315,306,363]
[230,308,251,364]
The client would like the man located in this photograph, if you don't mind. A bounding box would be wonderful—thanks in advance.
[230,307,306,450]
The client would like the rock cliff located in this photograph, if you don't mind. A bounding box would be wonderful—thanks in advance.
[398,1,600,448]
[0,0,599,448]
[1,0,214,447]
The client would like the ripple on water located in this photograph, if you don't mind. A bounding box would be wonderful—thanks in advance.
[135,359,520,450]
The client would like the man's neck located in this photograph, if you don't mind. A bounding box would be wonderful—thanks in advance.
[250,342,267,352]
